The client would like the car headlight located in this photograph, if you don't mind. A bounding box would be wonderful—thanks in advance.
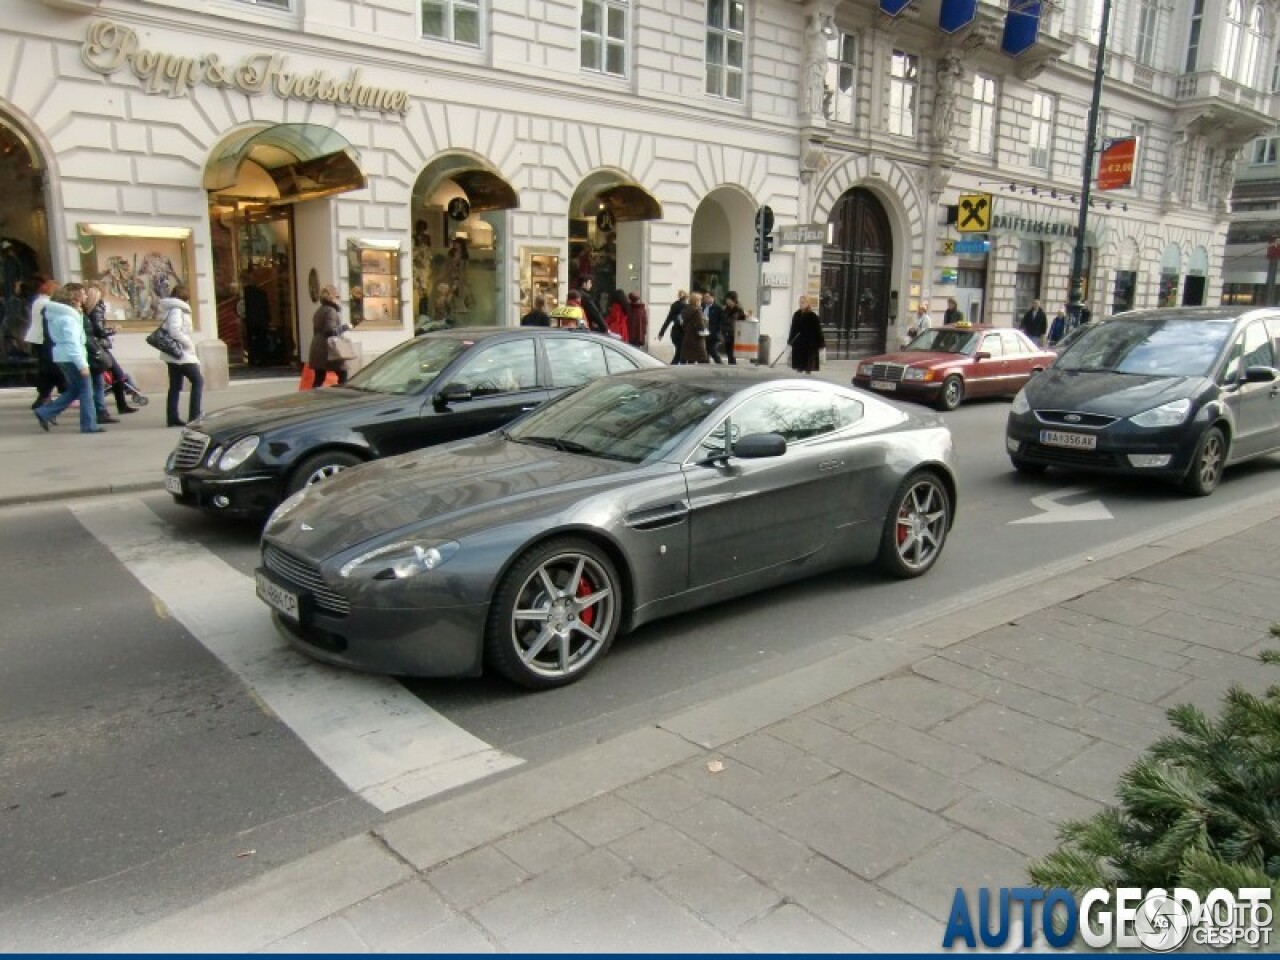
[857,363,874,377]
[903,368,927,381]
[1011,389,1030,415]
[217,435,261,472]
[1130,398,1192,428]
[339,540,460,580]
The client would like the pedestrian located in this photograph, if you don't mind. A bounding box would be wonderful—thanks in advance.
[85,283,138,414]
[788,295,825,374]
[625,292,648,347]
[520,295,550,326]
[943,297,964,326]
[576,276,607,334]
[1019,298,1048,347]
[307,284,349,389]
[658,290,687,363]
[25,276,64,410]
[33,283,104,434]
[721,291,743,365]
[604,288,629,339]
[81,285,120,424]
[908,302,933,339]
[1048,306,1068,346]
[550,291,587,328]
[680,299,710,364]
[702,291,727,364]
[157,284,203,427]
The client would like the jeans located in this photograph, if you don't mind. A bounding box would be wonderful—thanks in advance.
[166,362,204,424]
[36,362,98,432]
[91,371,109,418]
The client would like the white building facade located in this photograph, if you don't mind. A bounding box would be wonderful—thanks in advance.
[0,0,1272,384]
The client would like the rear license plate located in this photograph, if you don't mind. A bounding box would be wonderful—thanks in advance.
[165,474,183,495]
[1040,430,1096,450]
[870,380,897,391]
[256,571,299,620]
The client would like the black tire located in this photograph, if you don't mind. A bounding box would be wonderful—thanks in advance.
[1181,426,1226,497]
[1010,456,1048,475]
[287,450,364,495]
[877,471,951,579]
[485,537,621,690]
[936,376,964,411]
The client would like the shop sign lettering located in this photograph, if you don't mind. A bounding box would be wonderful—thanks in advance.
[81,20,412,116]
[990,215,1095,245]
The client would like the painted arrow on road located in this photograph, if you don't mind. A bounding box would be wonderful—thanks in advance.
[1010,486,1114,524]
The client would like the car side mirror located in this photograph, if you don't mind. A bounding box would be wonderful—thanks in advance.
[733,433,787,459]
[973,351,991,361]
[434,382,473,409]
[1244,365,1279,383]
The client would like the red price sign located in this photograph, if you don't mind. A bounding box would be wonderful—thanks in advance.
[1097,137,1137,191]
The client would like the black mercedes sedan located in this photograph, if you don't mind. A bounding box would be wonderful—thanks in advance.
[164,327,661,515]
[1005,307,1280,495]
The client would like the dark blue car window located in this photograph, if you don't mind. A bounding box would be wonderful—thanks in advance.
[346,336,466,394]
[1055,318,1233,377]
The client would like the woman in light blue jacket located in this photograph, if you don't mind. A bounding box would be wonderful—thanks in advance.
[33,283,104,434]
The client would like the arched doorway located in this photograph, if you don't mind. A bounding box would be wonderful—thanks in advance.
[568,170,661,314]
[822,187,892,357]
[1158,243,1182,307]
[205,124,366,369]
[0,112,51,362]
[690,187,755,307]
[412,153,518,329]
[1183,246,1208,305]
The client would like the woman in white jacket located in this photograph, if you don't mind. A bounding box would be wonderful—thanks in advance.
[157,285,202,427]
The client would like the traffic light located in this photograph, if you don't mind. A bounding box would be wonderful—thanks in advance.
[754,233,774,262]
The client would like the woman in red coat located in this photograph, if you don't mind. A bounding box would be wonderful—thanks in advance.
[604,289,629,339]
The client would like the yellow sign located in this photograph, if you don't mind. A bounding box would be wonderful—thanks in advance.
[941,239,956,255]
[957,193,993,232]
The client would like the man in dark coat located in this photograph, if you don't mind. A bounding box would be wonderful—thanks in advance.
[658,291,686,363]
[1019,298,1048,347]
[702,291,726,364]
[788,295,825,373]
[576,276,607,334]
[943,297,964,326]
[520,295,550,326]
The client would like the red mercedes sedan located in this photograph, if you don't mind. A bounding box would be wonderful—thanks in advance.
[853,324,1056,411]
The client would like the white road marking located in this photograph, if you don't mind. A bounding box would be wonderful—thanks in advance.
[1010,486,1114,525]
[70,498,522,812]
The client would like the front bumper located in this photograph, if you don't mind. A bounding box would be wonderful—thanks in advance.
[852,375,942,403]
[166,469,282,516]
[1005,411,1200,479]
[256,565,488,677]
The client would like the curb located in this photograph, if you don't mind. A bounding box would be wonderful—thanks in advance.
[0,480,165,509]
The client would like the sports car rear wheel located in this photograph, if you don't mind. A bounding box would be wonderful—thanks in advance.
[485,538,621,690]
[877,471,951,579]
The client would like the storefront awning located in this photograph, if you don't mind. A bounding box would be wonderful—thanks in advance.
[573,171,662,222]
[418,155,519,212]
[204,124,366,203]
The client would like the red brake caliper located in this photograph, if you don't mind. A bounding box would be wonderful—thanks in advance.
[896,504,910,546]
[576,574,596,628]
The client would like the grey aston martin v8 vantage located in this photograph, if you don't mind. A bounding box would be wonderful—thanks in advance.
[256,367,958,689]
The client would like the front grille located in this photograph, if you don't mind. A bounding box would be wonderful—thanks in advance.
[262,544,352,617]
[173,430,211,470]
[1024,443,1123,469]
[868,363,906,382]
[1035,410,1118,429]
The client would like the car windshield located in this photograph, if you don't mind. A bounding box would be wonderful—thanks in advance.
[508,377,730,464]
[344,336,467,395]
[907,328,979,355]
[1054,318,1233,377]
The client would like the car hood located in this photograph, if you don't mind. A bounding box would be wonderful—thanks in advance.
[264,433,635,559]
[192,387,415,439]
[1024,368,1206,415]
[862,351,970,368]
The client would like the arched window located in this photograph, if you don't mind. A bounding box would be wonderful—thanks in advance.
[1238,3,1265,85]
[1222,0,1244,75]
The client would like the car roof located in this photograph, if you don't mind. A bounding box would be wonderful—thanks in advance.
[423,326,594,340]
[1097,307,1245,324]
[612,365,843,391]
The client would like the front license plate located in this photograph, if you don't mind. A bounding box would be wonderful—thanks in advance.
[870,380,897,391]
[165,474,183,495]
[256,571,299,621]
[1040,430,1096,450]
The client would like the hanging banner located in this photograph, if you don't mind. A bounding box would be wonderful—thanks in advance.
[880,0,914,16]
[1001,0,1042,56]
[939,0,978,33]
[1097,137,1138,191]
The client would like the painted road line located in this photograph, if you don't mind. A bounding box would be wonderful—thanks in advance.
[70,498,522,812]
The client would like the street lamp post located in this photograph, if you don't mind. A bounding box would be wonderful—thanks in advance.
[1068,0,1112,329]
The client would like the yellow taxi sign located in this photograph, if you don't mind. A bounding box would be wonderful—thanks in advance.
[957,193,992,232]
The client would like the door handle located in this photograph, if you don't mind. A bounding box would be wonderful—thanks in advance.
[818,459,844,471]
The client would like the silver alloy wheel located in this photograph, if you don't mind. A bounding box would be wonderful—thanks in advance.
[509,551,616,680]
[894,477,949,572]
[939,376,963,411]
[304,463,347,486]
[1195,430,1224,490]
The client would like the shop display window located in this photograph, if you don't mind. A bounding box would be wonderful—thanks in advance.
[347,239,402,329]
[521,249,560,311]
[77,224,194,330]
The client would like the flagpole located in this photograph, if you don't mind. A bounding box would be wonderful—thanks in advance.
[1067,0,1111,329]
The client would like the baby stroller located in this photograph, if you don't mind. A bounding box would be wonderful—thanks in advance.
[99,327,149,406]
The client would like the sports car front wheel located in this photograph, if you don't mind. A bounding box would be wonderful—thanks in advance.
[877,471,951,579]
[485,538,621,690]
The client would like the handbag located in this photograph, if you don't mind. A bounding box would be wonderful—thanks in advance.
[146,325,184,359]
[86,335,113,373]
[327,335,356,363]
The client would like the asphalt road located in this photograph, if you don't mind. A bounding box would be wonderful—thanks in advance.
[3,396,1279,945]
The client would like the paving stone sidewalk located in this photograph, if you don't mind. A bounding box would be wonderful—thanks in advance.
[89,500,1280,954]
